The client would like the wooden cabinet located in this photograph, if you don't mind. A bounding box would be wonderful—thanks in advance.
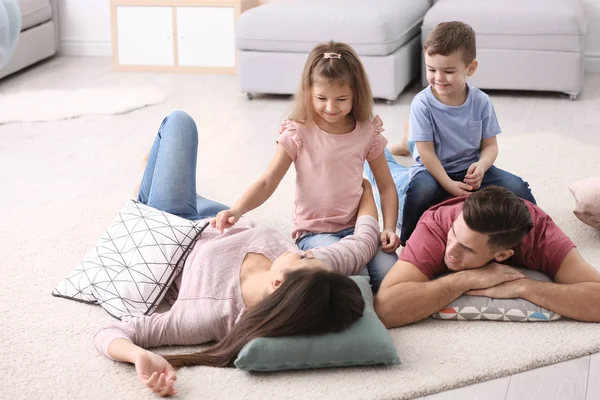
[116,6,174,66]
[110,0,259,73]
[176,6,236,68]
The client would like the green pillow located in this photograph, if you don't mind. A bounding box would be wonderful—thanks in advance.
[234,276,400,371]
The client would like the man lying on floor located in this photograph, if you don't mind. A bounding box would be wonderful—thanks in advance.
[375,185,600,327]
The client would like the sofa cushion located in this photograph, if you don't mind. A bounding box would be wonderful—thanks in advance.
[18,0,52,31]
[236,0,431,56]
[422,0,586,53]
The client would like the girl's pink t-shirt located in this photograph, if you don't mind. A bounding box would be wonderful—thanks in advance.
[277,115,387,238]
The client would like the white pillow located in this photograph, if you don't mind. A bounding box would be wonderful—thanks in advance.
[52,200,206,319]
[569,177,600,230]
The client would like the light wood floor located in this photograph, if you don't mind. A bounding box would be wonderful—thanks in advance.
[1,56,599,400]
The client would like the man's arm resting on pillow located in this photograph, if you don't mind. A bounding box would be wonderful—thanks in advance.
[374,261,526,327]
[469,249,600,322]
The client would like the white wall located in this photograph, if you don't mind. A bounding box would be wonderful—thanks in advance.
[58,0,111,56]
[58,0,600,72]
[584,0,600,72]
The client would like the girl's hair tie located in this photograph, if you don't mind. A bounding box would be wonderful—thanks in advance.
[323,52,341,59]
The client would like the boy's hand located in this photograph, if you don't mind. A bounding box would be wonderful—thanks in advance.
[381,229,400,253]
[464,162,485,189]
[445,180,473,197]
[211,209,241,232]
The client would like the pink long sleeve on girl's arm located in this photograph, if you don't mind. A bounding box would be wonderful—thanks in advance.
[311,215,381,275]
[94,299,236,360]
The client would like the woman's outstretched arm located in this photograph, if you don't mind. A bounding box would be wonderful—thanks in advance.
[94,299,232,359]
[106,339,178,397]
[310,180,381,275]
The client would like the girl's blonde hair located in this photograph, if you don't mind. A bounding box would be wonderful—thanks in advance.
[289,41,373,125]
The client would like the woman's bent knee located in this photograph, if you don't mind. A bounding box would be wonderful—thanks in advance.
[166,110,195,127]
[161,111,198,141]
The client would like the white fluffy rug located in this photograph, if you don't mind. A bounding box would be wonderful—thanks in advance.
[1,124,599,399]
[0,87,165,124]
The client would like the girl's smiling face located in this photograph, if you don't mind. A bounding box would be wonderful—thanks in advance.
[311,78,354,126]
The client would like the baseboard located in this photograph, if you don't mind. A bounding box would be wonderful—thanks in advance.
[59,41,112,57]
[585,52,600,73]
[56,42,600,74]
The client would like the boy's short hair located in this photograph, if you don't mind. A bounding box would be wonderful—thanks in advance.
[424,21,476,65]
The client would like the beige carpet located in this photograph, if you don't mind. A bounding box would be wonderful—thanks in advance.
[1,116,599,399]
[0,87,165,124]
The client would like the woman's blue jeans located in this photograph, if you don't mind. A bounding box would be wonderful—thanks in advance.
[137,111,229,219]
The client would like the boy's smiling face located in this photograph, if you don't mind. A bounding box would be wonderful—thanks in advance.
[425,50,478,103]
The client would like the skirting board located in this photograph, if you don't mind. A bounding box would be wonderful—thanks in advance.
[59,41,600,74]
[586,52,600,73]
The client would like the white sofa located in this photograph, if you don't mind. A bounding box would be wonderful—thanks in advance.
[422,0,587,99]
[236,0,432,103]
[236,0,587,100]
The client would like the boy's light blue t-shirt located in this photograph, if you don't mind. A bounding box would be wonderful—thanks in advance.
[408,83,501,180]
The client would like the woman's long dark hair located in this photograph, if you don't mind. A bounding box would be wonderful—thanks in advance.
[162,268,365,368]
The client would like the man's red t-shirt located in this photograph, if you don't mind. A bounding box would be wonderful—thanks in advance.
[399,197,576,280]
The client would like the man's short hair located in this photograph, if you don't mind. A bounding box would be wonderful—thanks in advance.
[424,21,476,65]
[463,186,534,250]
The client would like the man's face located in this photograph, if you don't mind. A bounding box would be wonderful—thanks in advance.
[444,212,497,271]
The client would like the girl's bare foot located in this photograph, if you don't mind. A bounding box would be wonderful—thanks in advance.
[390,121,411,156]
[390,143,411,156]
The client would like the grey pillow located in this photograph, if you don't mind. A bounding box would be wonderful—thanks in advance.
[234,276,400,371]
[432,268,562,322]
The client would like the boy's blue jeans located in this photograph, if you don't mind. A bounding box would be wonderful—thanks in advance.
[401,163,537,245]
[364,144,537,246]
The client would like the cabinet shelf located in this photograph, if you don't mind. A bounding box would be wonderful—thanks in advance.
[110,0,259,73]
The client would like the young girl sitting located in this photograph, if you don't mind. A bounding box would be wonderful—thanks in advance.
[212,41,399,291]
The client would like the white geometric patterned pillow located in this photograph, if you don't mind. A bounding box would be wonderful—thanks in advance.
[52,200,206,319]
[431,268,562,322]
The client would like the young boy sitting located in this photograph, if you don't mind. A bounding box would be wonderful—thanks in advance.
[397,21,536,246]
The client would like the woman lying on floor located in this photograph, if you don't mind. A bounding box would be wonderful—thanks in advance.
[94,111,382,396]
